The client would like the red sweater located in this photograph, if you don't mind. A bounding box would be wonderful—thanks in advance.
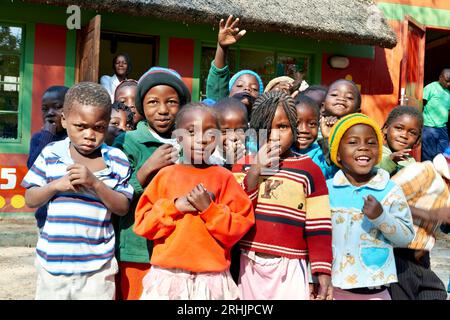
[232,155,332,275]
[133,164,255,273]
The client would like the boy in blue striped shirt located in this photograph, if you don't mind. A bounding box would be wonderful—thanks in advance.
[22,82,134,300]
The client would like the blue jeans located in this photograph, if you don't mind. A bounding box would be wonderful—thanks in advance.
[421,126,449,162]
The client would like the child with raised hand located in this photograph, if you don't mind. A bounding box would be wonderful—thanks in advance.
[326,113,415,300]
[319,79,361,140]
[133,103,255,300]
[232,91,333,300]
[206,15,264,116]
[377,106,423,176]
[317,79,361,168]
[208,97,248,168]
[112,67,191,300]
[291,95,338,180]
[114,79,144,127]
[105,101,134,146]
[21,82,133,300]
[27,85,69,233]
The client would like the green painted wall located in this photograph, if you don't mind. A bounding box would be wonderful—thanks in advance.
[378,2,450,28]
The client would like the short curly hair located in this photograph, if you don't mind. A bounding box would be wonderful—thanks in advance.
[63,82,111,116]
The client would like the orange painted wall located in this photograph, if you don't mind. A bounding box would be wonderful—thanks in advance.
[322,21,403,127]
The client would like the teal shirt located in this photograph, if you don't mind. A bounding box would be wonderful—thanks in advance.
[112,121,165,263]
[291,142,338,180]
[423,81,450,128]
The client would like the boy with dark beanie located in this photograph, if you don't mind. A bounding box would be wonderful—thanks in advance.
[112,67,191,300]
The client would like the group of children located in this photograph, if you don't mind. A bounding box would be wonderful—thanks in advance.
[22,16,450,301]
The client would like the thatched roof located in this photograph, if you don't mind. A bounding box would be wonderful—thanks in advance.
[22,0,397,48]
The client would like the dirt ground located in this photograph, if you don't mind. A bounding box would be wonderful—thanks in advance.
[0,216,448,300]
[0,247,36,300]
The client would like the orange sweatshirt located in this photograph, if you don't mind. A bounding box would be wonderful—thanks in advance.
[133,164,255,273]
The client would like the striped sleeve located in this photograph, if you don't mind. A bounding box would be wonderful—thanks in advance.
[304,159,333,275]
[108,147,134,201]
[21,150,48,189]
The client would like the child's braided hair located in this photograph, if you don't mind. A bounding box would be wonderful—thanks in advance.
[382,105,424,141]
[250,91,298,142]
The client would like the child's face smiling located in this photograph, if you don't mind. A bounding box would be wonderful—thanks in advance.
[323,81,358,118]
[384,114,420,152]
[62,102,110,156]
[269,104,295,157]
[41,91,65,133]
[229,74,260,105]
[219,109,247,150]
[177,109,218,165]
[337,124,379,185]
[296,104,319,149]
[143,85,180,137]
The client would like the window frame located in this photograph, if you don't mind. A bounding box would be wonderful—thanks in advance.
[0,21,33,155]
[199,42,313,100]
[0,23,24,144]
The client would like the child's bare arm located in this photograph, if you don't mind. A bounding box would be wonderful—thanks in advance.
[410,206,450,230]
[25,175,74,208]
[92,180,129,216]
[214,15,246,69]
[67,164,129,215]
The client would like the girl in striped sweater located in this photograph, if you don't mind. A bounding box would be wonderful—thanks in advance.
[232,91,333,300]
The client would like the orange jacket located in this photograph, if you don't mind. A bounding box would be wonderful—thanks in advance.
[133,164,255,273]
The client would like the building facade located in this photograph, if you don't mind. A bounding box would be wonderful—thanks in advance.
[0,0,448,216]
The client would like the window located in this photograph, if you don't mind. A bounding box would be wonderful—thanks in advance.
[0,25,22,141]
[199,46,237,99]
[199,45,311,100]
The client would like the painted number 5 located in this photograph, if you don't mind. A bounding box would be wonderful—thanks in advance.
[0,168,17,190]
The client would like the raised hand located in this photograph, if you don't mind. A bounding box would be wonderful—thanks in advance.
[389,149,412,163]
[224,138,246,164]
[218,15,246,49]
[362,195,383,219]
[256,142,281,173]
[320,115,338,140]
[145,144,179,172]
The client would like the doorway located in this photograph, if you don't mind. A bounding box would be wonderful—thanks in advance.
[423,27,450,137]
[99,31,158,82]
